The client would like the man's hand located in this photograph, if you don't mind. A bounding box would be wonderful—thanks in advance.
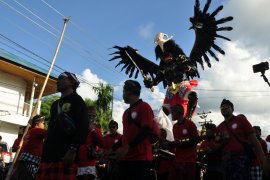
[109,145,130,160]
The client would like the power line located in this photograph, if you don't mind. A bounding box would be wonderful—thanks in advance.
[195,89,270,93]
[0,0,57,37]
[39,0,126,77]
[1,0,126,81]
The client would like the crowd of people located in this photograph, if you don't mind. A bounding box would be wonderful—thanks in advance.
[6,72,270,180]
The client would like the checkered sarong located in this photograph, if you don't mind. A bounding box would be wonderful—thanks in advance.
[250,166,262,180]
[18,152,41,178]
[19,152,41,165]
[77,165,97,176]
[37,161,77,180]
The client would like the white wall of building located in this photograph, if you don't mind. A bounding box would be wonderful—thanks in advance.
[0,71,27,149]
[0,121,19,150]
[0,71,26,115]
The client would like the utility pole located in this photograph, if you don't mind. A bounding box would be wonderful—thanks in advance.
[6,16,71,180]
[198,111,212,135]
[111,86,114,119]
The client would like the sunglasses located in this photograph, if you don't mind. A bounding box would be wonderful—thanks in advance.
[109,126,117,129]
[88,113,97,119]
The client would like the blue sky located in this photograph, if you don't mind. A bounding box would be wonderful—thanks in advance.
[0,0,224,86]
[1,0,270,141]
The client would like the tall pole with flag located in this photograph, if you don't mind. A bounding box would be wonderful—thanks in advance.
[5,16,71,180]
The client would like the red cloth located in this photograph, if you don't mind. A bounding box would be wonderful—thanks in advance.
[21,128,47,157]
[37,162,77,180]
[216,115,254,155]
[122,100,154,161]
[199,140,221,162]
[157,148,174,174]
[103,133,122,152]
[173,120,198,163]
[163,80,198,116]
[78,128,103,167]
[252,138,268,166]
[12,137,22,152]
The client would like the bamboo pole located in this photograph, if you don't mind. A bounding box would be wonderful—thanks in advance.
[5,16,70,180]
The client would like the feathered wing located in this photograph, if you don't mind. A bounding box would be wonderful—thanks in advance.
[189,0,233,69]
[109,46,160,79]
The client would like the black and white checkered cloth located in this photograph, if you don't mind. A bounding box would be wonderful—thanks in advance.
[250,166,262,180]
[19,152,41,165]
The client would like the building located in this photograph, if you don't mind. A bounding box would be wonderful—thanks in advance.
[0,48,57,148]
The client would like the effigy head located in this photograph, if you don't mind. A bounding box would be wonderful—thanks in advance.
[154,32,173,45]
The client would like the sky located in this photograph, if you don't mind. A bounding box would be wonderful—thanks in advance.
[0,0,270,139]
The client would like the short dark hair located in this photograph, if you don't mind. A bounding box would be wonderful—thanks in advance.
[171,104,184,115]
[220,99,234,111]
[205,123,216,130]
[109,120,118,128]
[253,126,261,132]
[124,80,141,96]
[31,115,45,128]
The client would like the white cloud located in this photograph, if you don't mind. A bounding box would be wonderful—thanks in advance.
[76,68,106,100]
[224,0,270,59]
[138,22,155,39]
[193,41,270,138]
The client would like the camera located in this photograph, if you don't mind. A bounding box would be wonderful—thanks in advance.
[252,62,269,73]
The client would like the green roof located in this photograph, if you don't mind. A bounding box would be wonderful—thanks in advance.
[0,48,57,79]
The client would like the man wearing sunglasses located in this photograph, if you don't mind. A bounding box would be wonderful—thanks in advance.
[103,120,122,180]
[216,99,266,180]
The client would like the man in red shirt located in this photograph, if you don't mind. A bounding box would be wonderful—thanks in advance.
[198,123,222,180]
[216,99,266,180]
[11,126,26,152]
[77,106,103,180]
[154,128,175,180]
[168,104,198,180]
[103,120,122,152]
[112,80,158,180]
[102,120,122,180]
[11,115,47,180]
[250,126,268,180]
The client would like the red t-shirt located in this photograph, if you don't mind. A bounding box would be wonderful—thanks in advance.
[173,119,198,163]
[103,133,122,152]
[252,138,269,166]
[78,128,103,167]
[216,115,254,154]
[199,140,221,162]
[122,100,154,161]
[21,128,47,157]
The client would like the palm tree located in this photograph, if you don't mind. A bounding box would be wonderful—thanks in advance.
[92,83,113,111]
[92,83,113,132]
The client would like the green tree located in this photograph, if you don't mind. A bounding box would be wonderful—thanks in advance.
[84,98,96,107]
[92,83,113,132]
[40,95,60,125]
